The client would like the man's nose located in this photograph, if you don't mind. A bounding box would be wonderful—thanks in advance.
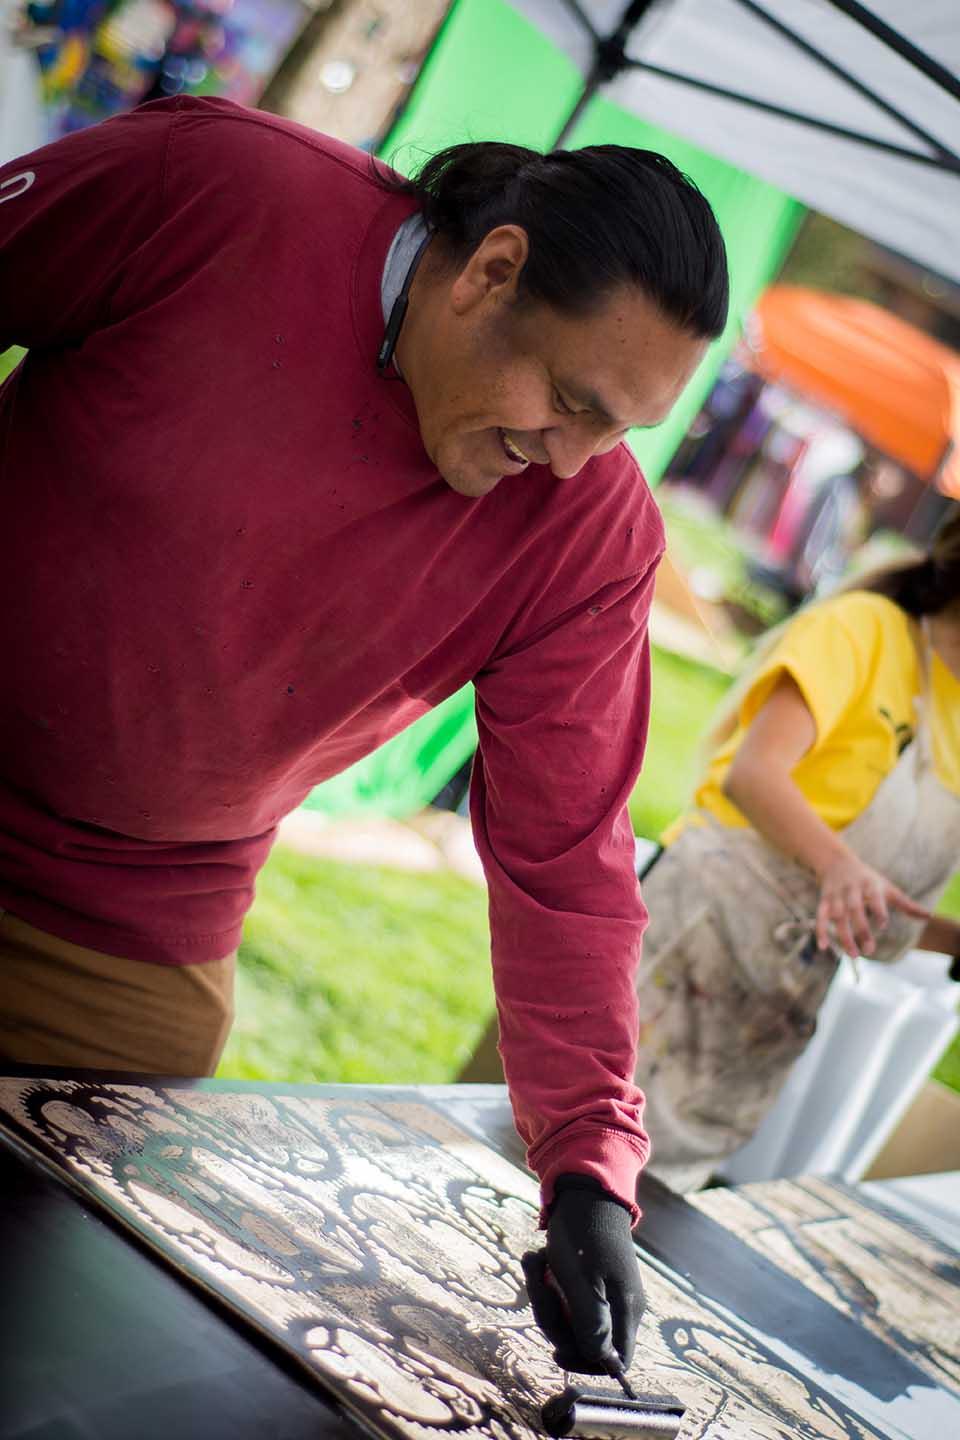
[543,424,605,480]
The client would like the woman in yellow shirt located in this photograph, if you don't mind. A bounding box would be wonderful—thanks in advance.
[637,507,960,1191]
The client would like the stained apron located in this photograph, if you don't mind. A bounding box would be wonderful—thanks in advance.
[635,700,960,1191]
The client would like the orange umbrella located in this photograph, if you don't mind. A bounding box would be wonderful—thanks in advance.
[747,286,960,498]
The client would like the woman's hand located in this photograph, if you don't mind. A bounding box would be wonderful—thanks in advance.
[815,851,930,957]
[724,674,931,958]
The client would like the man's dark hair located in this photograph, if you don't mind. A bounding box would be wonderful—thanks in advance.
[387,140,729,340]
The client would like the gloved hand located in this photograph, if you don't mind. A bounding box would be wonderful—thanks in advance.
[522,1174,644,1375]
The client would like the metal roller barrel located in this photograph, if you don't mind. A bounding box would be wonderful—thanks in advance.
[541,1386,685,1440]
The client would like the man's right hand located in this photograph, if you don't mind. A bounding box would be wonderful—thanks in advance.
[522,1176,644,1375]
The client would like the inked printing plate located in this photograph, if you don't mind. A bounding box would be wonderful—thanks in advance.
[690,1180,960,1397]
[0,1080,899,1439]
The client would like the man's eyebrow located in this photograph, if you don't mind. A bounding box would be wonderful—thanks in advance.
[557,380,660,431]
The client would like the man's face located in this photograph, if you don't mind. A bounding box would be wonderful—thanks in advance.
[400,227,708,498]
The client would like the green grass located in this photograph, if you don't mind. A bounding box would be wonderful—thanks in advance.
[226,827,957,1094]
[220,643,958,1099]
[0,347,25,383]
[936,871,960,921]
[931,876,960,1090]
[220,848,492,1085]
[659,490,754,594]
[221,646,730,1089]
[630,646,732,839]
[658,489,787,630]
[934,1042,960,1092]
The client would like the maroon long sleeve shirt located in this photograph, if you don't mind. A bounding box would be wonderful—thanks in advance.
[0,98,663,1216]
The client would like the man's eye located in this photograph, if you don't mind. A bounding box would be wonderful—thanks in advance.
[553,389,575,415]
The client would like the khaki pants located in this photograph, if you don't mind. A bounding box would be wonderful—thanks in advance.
[0,910,235,1075]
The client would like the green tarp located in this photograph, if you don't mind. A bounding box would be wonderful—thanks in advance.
[303,0,802,822]
[301,684,477,820]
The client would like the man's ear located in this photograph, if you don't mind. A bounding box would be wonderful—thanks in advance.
[450,225,529,315]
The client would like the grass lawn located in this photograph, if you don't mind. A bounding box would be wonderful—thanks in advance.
[657,488,786,632]
[223,833,959,1093]
[221,848,492,1085]
[932,873,960,1090]
[629,646,731,839]
[222,637,958,1096]
[221,641,728,1085]
[935,1043,960,1091]
[0,348,25,384]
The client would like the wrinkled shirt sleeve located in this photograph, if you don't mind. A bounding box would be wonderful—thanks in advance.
[0,103,174,353]
[471,553,662,1225]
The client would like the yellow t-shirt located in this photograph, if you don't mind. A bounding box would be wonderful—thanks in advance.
[666,591,960,842]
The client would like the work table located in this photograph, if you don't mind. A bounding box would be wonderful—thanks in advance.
[1,1072,956,1440]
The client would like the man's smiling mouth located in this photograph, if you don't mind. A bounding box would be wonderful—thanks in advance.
[499,430,531,466]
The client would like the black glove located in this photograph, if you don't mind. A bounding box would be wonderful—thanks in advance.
[522,1174,644,1374]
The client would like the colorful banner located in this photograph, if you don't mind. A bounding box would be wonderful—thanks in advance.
[23,0,308,135]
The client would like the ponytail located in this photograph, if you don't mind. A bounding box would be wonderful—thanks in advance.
[699,501,959,756]
[381,140,728,339]
[855,503,960,616]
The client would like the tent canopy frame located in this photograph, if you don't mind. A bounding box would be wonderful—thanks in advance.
[553,0,960,173]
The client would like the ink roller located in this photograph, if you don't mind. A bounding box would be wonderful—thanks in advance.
[533,1264,685,1438]
[541,1383,685,1440]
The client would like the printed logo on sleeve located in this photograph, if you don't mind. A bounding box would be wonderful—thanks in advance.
[0,171,36,205]
[878,706,914,755]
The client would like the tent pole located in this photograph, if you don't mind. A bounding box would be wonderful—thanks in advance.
[820,0,960,104]
[553,0,958,164]
[553,0,664,148]
[556,0,600,42]
[621,58,960,174]
[553,83,599,149]
[732,0,959,167]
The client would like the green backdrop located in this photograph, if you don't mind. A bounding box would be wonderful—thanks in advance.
[303,0,802,822]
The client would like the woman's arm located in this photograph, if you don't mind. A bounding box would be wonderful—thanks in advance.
[723,673,929,957]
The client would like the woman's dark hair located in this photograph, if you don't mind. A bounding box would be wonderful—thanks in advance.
[385,140,729,339]
[858,503,960,616]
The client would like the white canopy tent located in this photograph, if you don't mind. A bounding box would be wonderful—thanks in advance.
[507,0,960,282]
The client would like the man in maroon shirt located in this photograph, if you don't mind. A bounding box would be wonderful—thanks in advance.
[0,97,727,1375]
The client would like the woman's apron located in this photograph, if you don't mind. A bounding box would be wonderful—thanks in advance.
[634,699,960,1192]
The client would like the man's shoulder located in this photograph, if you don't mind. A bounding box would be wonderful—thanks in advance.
[597,440,664,531]
[150,95,396,199]
[544,442,665,577]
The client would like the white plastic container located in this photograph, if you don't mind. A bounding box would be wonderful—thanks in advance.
[721,951,959,1184]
